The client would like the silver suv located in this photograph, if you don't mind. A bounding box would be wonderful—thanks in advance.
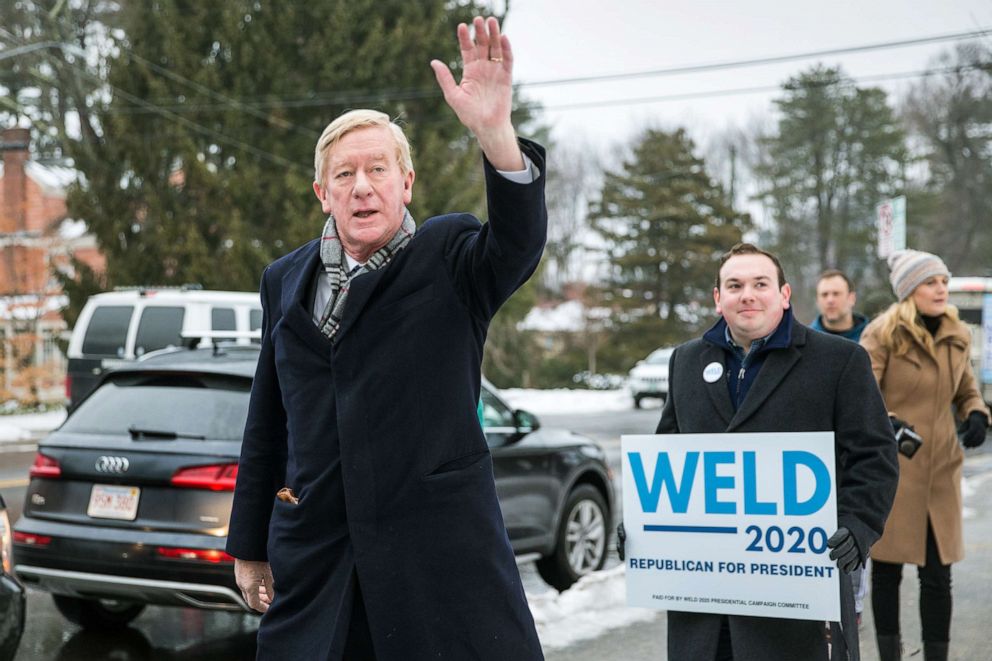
[628,347,674,408]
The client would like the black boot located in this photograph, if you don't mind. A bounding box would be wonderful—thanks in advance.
[923,641,948,661]
[876,634,901,661]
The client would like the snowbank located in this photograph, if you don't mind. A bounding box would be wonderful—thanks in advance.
[501,388,647,415]
[528,565,656,650]
[0,409,66,443]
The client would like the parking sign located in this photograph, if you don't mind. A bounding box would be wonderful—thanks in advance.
[877,196,906,258]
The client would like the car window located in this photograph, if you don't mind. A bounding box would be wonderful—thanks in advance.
[957,308,981,325]
[81,306,133,357]
[211,307,236,331]
[249,309,262,344]
[481,386,515,428]
[134,307,185,356]
[62,376,250,441]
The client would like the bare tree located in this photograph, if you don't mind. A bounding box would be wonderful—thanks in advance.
[542,140,600,294]
[901,42,992,274]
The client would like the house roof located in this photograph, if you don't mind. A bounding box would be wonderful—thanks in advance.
[0,294,67,322]
[0,161,78,196]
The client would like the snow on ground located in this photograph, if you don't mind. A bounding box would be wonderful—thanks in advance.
[528,565,656,650]
[501,387,658,415]
[962,469,992,520]
[0,409,66,443]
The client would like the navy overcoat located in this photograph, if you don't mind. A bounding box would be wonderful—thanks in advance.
[227,140,547,660]
[657,320,899,661]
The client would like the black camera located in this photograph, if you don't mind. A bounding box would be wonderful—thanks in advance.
[896,425,923,459]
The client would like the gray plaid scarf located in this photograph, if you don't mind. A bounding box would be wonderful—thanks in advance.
[317,209,416,340]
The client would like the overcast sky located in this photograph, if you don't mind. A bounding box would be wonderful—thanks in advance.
[503,0,992,150]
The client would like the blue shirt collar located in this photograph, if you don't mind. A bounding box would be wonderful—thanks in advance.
[703,307,794,357]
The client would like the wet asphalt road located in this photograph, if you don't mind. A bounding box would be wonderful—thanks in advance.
[1,406,655,660]
[3,406,989,660]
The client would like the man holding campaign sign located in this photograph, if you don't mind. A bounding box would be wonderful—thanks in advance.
[618,244,899,661]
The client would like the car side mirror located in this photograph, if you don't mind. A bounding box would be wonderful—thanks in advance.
[513,409,540,434]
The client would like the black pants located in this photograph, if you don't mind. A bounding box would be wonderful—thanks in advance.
[871,520,952,643]
[715,616,733,660]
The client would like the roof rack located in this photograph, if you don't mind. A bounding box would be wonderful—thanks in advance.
[112,283,204,296]
[179,329,261,349]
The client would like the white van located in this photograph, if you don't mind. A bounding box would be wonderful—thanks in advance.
[948,276,992,407]
[65,287,261,406]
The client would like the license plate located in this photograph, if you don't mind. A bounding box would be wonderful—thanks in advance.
[87,484,140,521]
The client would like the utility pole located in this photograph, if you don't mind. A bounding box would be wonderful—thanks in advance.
[728,144,737,207]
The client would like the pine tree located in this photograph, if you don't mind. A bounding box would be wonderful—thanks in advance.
[589,128,750,367]
[5,1,544,386]
[66,0,537,295]
[755,66,907,316]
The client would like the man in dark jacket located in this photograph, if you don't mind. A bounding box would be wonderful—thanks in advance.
[811,269,869,342]
[810,268,871,625]
[226,17,545,660]
[622,243,898,660]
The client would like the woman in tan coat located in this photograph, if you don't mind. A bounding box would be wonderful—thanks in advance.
[860,249,990,661]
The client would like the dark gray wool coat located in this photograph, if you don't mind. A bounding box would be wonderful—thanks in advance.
[226,140,547,660]
[657,319,899,661]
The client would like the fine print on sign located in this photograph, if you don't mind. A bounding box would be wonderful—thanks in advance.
[622,433,840,621]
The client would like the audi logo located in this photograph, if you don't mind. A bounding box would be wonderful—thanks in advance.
[95,456,130,474]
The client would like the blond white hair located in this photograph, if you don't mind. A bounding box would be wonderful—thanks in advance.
[313,109,413,186]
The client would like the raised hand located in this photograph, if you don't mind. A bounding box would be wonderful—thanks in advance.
[430,16,523,171]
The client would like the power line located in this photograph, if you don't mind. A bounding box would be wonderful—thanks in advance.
[519,27,992,88]
[118,50,319,138]
[101,60,991,119]
[100,25,992,114]
[105,88,441,114]
[4,24,987,157]
[537,63,991,113]
[1,29,309,172]
[49,51,309,172]
[103,77,309,172]
[0,25,317,137]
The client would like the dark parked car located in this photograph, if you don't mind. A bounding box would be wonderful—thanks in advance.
[14,345,613,629]
[0,494,25,661]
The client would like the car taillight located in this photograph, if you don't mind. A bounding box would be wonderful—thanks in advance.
[156,546,234,563]
[13,531,52,547]
[64,374,72,401]
[170,463,238,491]
[29,452,62,479]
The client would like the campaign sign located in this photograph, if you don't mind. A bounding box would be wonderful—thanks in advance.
[622,432,839,621]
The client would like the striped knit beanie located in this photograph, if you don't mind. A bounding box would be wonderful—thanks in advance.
[887,249,951,301]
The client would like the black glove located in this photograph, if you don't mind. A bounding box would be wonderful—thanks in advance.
[958,411,989,448]
[889,415,911,435]
[616,522,626,561]
[827,527,861,573]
